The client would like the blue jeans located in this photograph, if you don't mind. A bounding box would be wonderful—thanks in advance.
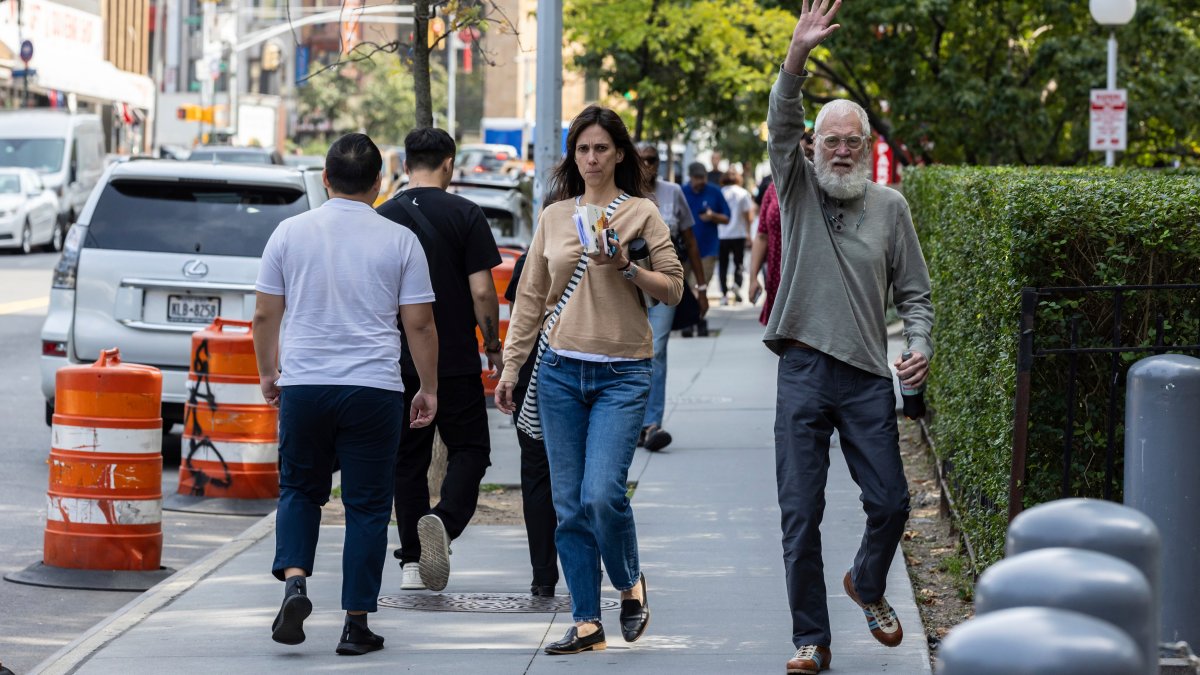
[642,302,677,429]
[537,349,651,622]
[273,385,403,612]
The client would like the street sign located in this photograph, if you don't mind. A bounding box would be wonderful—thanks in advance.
[873,137,895,185]
[19,40,33,63]
[11,69,37,79]
[1090,89,1127,152]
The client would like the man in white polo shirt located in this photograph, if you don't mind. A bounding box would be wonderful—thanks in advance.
[252,132,439,657]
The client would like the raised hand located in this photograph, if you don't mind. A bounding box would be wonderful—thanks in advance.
[785,0,843,73]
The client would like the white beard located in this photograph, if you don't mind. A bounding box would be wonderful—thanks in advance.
[815,152,871,201]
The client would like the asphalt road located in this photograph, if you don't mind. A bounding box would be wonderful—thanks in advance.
[0,251,260,674]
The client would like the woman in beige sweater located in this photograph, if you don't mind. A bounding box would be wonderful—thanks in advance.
[495,106,683,655]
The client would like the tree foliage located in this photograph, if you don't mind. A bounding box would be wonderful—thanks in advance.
[765,0,1200,166]
[565,0,794,156]
[298,54,447,145]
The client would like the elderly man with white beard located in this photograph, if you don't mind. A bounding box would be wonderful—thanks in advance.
[764,2,934,674]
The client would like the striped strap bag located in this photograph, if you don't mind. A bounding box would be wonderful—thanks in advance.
[516,193,629,440]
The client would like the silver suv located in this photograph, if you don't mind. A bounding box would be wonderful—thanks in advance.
[40,159,328,426]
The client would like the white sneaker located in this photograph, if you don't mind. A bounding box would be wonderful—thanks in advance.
[417,513,452,591]
[401,563,426,590]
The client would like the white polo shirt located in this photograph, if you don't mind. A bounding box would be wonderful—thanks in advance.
[256,197,436,392]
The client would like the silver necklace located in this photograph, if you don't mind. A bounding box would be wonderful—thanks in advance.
[820,192,867,232]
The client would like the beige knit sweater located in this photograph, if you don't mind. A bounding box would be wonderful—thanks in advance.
[500,196,684,384]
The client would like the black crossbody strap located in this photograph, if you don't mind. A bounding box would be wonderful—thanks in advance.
[397,192,470,298]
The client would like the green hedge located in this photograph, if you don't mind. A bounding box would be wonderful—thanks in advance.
[903,166,1200,567]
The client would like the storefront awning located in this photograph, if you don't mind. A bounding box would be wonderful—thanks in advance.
[32,56,155,111]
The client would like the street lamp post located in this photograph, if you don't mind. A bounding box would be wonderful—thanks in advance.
[1089,0,1136,167]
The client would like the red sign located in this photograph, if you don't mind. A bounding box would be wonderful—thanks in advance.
[1090,89,1127,152]
[873,137,896,185]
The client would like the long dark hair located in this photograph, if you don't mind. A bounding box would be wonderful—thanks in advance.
[547,105,648,204]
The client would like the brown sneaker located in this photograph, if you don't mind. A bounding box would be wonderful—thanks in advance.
[843,571,903,647]
[786,645,831,674]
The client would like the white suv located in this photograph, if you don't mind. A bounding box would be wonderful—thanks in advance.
[40,159,328,427]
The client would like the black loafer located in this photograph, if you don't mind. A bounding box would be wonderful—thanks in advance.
[544,624,606,654]
[620,573,650,642]
[336,620,385,656]
[644,427,672,452]
[531,584,556,597]
[271,592,312,645]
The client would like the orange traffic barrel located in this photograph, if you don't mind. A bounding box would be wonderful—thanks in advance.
[479,247,521,397]
[46,348,163,571]
[179,318,279,500]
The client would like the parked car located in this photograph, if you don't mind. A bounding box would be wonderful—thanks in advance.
[283,154,324,169]
[39,160,328,428]
[446,176,533,245]
[187,145,286,165]
[0,168,60,253]
[454,143,523,180]
[0,110,105,250]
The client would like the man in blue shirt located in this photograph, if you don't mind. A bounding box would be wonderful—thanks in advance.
[682,161,730,337]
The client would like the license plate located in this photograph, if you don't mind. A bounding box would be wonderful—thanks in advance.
[167,295,220,324]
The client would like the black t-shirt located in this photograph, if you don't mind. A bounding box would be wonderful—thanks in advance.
[377,187,501,377]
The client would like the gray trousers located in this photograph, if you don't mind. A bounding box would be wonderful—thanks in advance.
[774,346,910,648]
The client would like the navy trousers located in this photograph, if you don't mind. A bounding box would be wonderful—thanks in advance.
[273,385,403,612]
[774,347,910,648]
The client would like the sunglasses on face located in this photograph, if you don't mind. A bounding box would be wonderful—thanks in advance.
[817,134,868,151]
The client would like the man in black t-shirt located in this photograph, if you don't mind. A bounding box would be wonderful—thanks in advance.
[376,128,503,592]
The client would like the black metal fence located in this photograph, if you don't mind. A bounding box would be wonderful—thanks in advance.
[1009,284,1200,521]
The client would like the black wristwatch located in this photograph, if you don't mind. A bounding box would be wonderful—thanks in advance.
[484,339,502,353]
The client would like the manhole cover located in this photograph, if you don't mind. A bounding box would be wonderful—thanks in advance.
[378,592,621,613]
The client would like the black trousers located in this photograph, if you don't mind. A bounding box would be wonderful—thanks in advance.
[394,373,491,565]
[514,352,559,587]
[774,347,910,648]
[718,238,746,295]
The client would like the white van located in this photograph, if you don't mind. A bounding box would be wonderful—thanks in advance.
[0,111,105,251]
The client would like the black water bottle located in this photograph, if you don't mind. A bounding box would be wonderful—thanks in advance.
[899,350,926,420]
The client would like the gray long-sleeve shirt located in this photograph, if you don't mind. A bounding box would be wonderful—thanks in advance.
[764,66,933,379]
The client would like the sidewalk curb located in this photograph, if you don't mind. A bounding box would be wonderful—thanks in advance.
[32,509,277,675]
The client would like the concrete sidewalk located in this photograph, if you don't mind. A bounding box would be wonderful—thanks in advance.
[36,305,930,674]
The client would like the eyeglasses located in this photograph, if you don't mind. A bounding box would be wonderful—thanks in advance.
[818,134,868,150]
[640,155,659,165]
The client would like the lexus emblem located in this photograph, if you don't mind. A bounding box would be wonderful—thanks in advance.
[182,260,209,278]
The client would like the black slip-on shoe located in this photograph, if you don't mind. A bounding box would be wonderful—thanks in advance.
[336,620,386,656]
[644,427,672,452]
[545,624,606,654]
[619,573,650,642]
[531,584,556,597]
[271,592,313,645]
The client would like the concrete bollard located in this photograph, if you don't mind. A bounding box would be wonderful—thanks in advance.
[1125,353,1200,649]
[1006,497,1161,651]
[976,547,1155,675]
[938,606,1143,675]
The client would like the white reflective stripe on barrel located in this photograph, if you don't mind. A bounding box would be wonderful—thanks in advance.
[499,304,511,320]
[186,378,268,405]
[51,424,161,455]
[46,495,162,524]
[180,439,279,464]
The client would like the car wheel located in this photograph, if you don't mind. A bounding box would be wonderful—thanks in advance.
[50,219,65,252]
[20,221,32,255]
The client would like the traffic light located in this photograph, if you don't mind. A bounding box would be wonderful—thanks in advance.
[429,17,445,48]
[261,43,281,72]
[174,105,214,123]
[176,104,201,121]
